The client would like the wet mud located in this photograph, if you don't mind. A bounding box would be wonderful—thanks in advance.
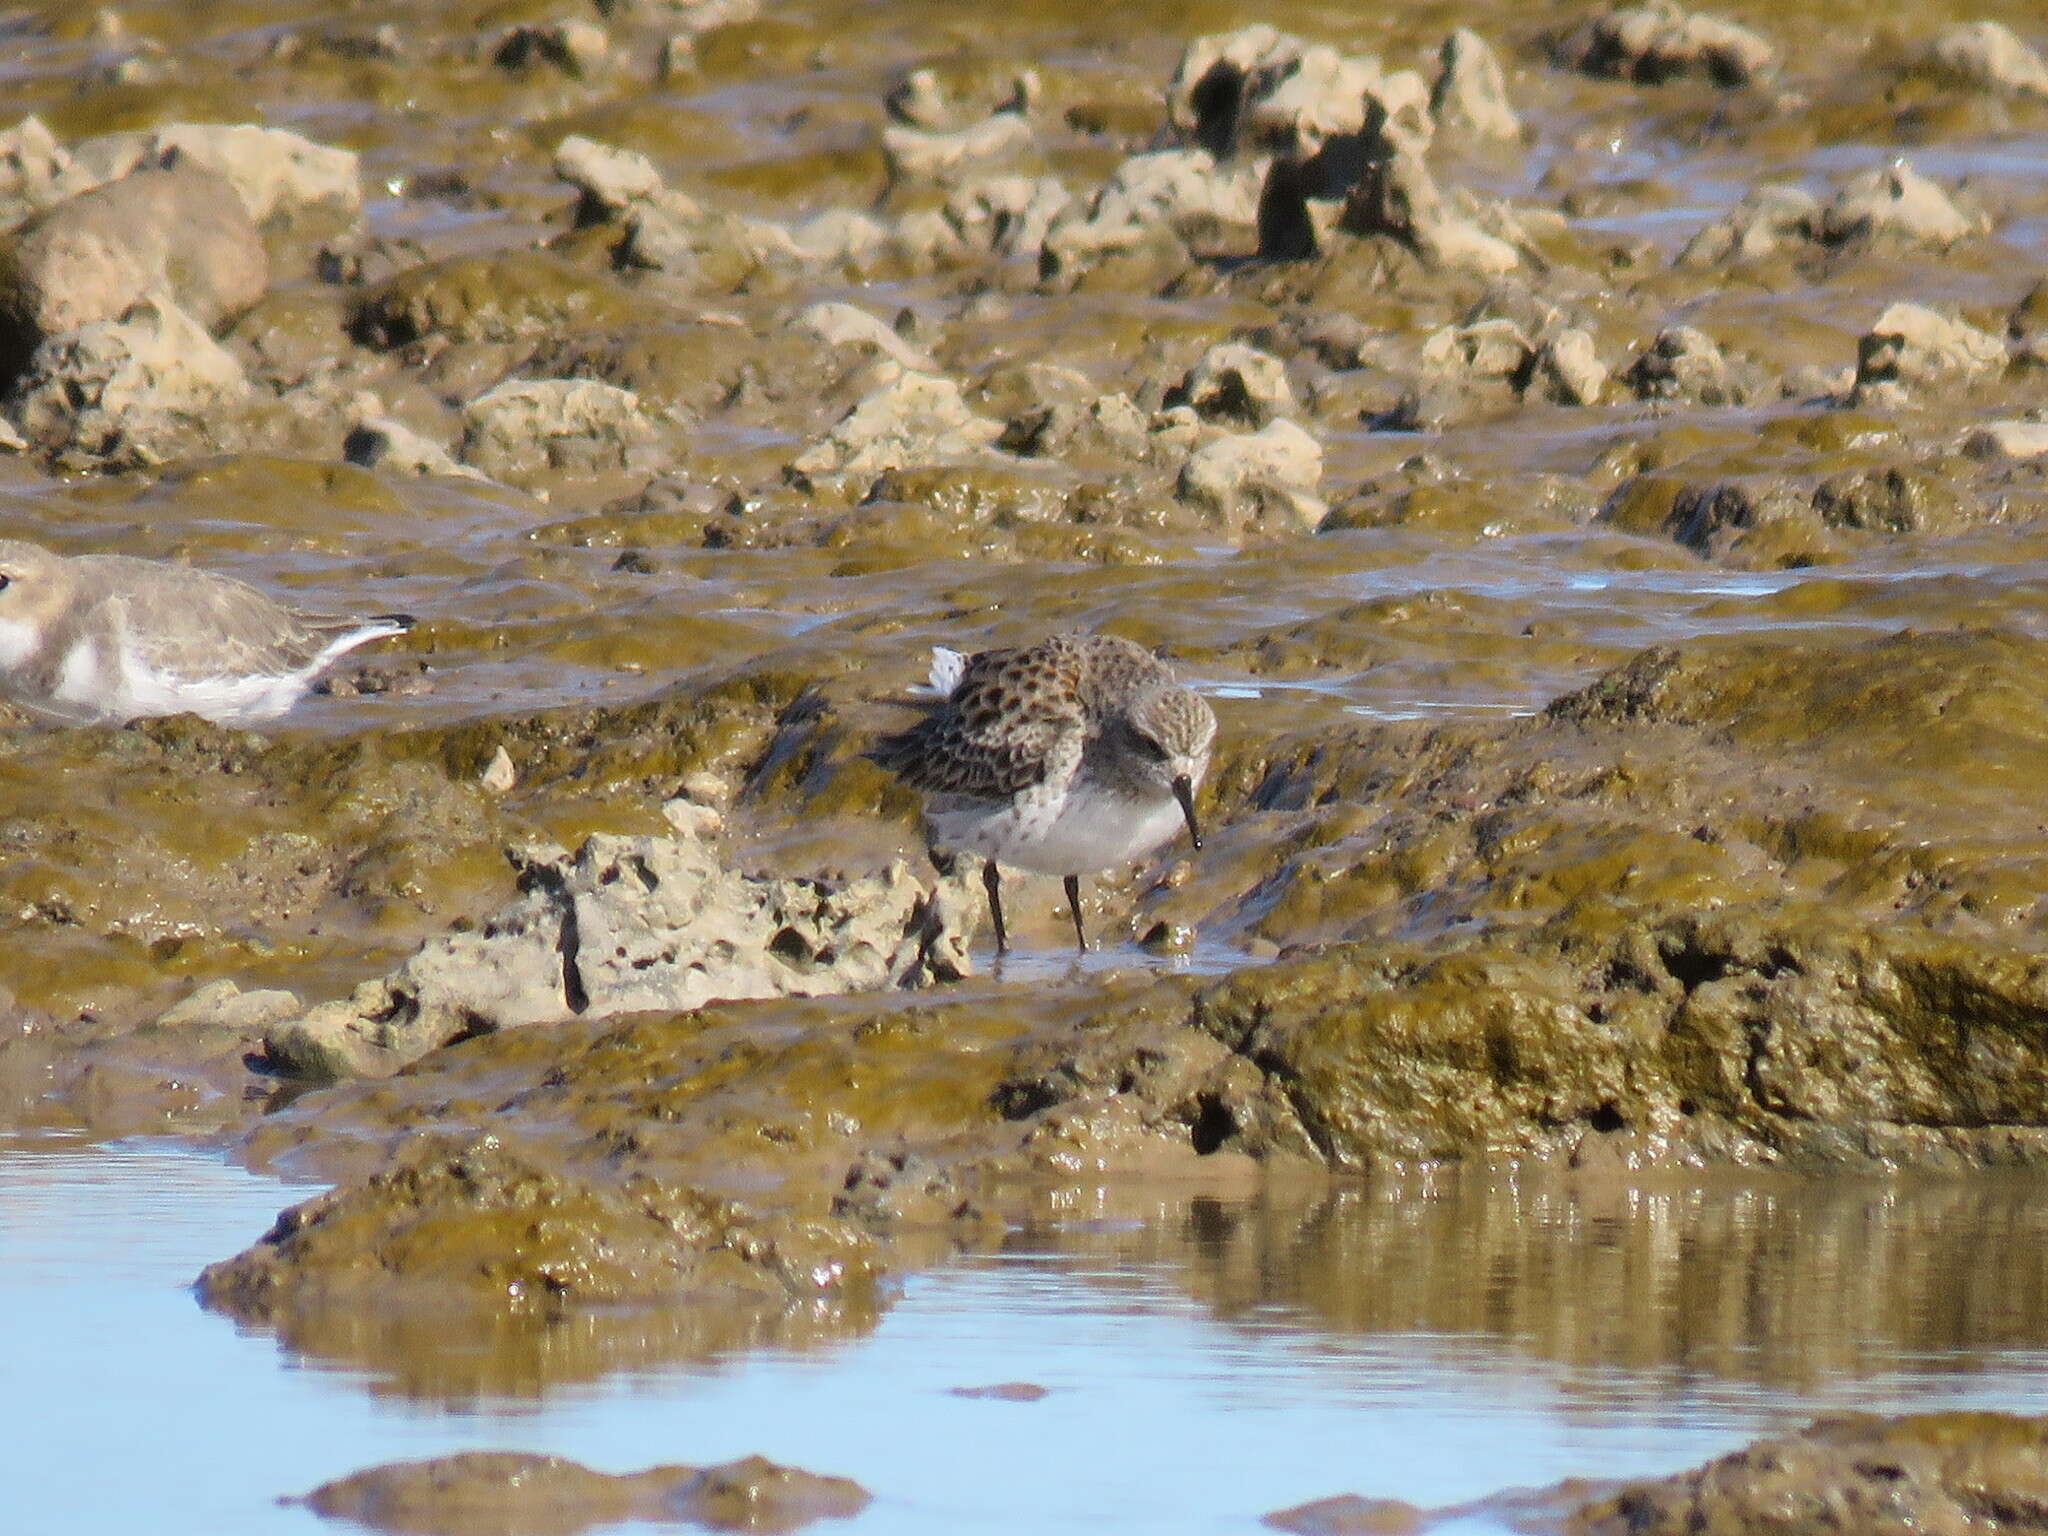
[2,0,2048,1518]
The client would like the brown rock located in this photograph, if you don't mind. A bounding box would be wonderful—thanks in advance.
[1575,1412,2048,1535]
[299,1451,869,1536]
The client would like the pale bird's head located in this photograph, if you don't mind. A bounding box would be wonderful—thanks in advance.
[0,540,73,669]
[1124,683,1217,849]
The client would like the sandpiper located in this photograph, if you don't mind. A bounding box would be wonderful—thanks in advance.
[0,539,415,727]
[870,632,1215,954]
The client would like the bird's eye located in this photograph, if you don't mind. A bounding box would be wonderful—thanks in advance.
[1134,733,1170,761]
[0,574,11,592]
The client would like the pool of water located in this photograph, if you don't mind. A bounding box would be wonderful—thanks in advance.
[10,1143,2048,1534]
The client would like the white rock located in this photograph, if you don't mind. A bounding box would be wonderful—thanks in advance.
[1854,302,2006,395]
[480,746,517,794]
[12,293,249,463]
[1821,162,1982,248]
[788,370,1002,478]
[1177,342,1296,426]
[460,378,660,479]
[1433,29,1522,141]
[344,415,485,480]
[797,301,932,371]
[1177,417,1325,529]
[1927,21,2048,99]
[261,832,965,1078]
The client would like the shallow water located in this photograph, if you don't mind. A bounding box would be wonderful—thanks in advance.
[12,1144,2048,1535]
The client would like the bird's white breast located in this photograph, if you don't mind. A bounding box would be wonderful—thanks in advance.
[934,782,1186,877]
[0,616,42,671]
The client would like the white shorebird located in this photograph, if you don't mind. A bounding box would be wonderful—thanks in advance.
[870,632,1215,954]
[0,539,415,727]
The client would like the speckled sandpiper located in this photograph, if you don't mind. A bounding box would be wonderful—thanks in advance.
[870,632,1215,954]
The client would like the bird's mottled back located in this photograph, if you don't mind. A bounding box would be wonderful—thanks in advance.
[870,633,1208,799]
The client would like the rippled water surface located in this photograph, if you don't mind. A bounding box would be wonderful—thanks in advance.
[12,1144,2048,1535]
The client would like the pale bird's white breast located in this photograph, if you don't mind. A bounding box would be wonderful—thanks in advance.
[0,616,43,671]
[51,637,108,710]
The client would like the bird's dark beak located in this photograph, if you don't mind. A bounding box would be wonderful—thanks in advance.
[1173,774,1202,851]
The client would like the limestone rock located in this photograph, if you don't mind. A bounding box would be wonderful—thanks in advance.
[0,116,69,230]
[1164,25,1428,161]
[882,110,1033,184]
[554,134,686,224]
[1820,162,1983,249]
[1041,149,1262,275]
[0,163,265,379]
[495,20,612,77]
[8,293,249,466]
[1432,29,1522,142]
[1172,342,1297,427]
[1555,1,1775,87]
[1925,20,2048,99]
[796,300,932,371]
[1333,100,1519,273]
[459,377,661,480]
[54,123,361,229]
[897,175,1072,264]
[787,369,1002,479]
[1680,165,1981,268]
[1676,183,1819,267]
[1963,420,2048,460]
[154,978,303,1033]
[1625,326,1749,404]
[344,415,484,480]
[262,829,966,1079]
[1854,303,2006,398]
[1421,318,1534,384]
[1176,417,1325,530]
[1531,328,1607,406]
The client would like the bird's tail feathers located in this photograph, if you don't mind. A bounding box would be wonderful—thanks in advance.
[313,613,417,666]
[922,646,968,697]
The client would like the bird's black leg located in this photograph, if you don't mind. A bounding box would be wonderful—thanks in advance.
[1064,874,1087,953]
[982,859,1009,955]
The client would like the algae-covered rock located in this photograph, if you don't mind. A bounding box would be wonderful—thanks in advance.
[300,1451,870,1536]
[1574,1412,2048,1535]
[197,1136,877,1314]
[300,1452,699,1536]
[1292,1412,2048,1534]
[353,251,644,348]
[263,827,962,1079]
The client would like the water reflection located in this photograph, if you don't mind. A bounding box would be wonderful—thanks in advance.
[1011,1167,2048,1399]
[10,1148,2048,1536]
